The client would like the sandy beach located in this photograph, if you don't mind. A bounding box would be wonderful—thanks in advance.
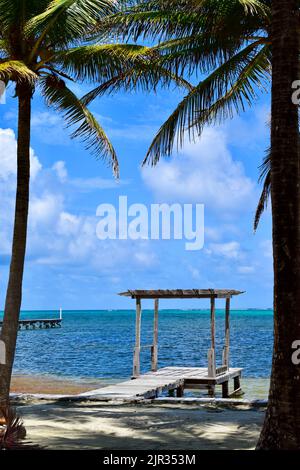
[11,374,270,400]
[11,374,106,395]
[8,374,267,450]
[17,401,265,450]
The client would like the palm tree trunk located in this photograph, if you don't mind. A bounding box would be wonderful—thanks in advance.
[257,0,300,449]
[0,83,32,405]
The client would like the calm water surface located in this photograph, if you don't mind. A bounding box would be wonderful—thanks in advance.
[0,309,273,380]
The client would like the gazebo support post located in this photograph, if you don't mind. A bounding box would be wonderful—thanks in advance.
[223,297,230,369]
[151,298,159,372]
[133,297,142,378]
[208,296,216,378]
[176,383,184,397]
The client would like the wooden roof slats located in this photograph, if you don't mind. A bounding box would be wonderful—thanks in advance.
[119,289,244,299]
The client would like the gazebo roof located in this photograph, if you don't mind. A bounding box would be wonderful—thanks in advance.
[119,289,244,299]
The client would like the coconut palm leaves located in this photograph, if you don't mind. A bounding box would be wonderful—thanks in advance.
[41,75,119,174]
[0,406,40,449]
[102,1,270,160]
[98,0,272,224]
[0,0,185,176]
[144,41,270,165]
[254,151,270,231]
[0,61,37,83]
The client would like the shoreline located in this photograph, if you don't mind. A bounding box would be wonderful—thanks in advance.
[11,373,270,399]
[11,374,110,395]
[10,374,268,449]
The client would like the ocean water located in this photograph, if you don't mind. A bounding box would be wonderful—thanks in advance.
[0,309,273,381]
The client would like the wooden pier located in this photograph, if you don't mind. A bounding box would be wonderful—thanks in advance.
[0,318,62,330]
[81,366,243,400]
[0,310,63,330]
[106,288,245,400]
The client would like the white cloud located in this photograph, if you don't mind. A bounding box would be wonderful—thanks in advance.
[208,241,242,260]
[142,127,255,214]
[29,193,63,228]
[31,111,62,127]
[53,161,68,183]
[224,104,270,151]
[0,128,157,274]
[53,160,121,191]
[57,212,81,236]
[134,250,158,267]
[238,265,255,274]
[0,128,41,182]
[187,265,201,280]
[70,176,121,191]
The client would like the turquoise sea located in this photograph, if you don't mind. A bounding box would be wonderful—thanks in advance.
[1,309,273,381]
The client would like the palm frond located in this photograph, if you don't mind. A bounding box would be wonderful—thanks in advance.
[54,44,157,83]
[143,41,270,165]
[191,43,270,128]
[0,0,46,33]
[95,0,269,43]
[82,66,192,108]
[0,406,40,450]
[40,75,119,176]
[26,0,118,54]
[254,150,270,231]
[81,63,192,106]
[0,60,37,83]
[154,33,264,76]
[0,39,9,55]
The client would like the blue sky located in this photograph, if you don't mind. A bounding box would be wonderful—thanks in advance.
[0,80,273,310]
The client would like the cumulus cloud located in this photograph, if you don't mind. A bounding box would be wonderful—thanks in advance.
[53,161,68,183]
[29,193,64,228]
[0,128,41,182]
[0,128,156,274]
[142,127,256,214]
[52,160,121,191]
[207,241,243,260]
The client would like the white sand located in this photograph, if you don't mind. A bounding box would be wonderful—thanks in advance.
[18,401,265,450]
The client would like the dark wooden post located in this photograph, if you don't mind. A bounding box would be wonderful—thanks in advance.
[223,297,230,369]
[176,383,184,397]
[208,296,216,377]
[222,381,229,398]
[133,297,141,378]
[151,298,159,372]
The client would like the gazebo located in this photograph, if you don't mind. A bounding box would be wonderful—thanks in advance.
[119,288,244,398]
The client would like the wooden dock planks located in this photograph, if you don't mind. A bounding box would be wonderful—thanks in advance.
[80,366,243,401]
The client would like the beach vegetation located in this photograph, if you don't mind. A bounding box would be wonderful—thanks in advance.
[0,406,37,449]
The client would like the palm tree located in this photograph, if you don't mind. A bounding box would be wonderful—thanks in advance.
[0,0,187,405]
[99,0,300,447]
[95,0,272,224]
[257,0,300,448]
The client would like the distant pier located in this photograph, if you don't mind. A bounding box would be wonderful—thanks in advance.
[0,309,63,330]
[0,318,62,330]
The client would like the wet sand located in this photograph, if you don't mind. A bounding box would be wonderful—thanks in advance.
[11,375,270,400]
[11,374,106,395]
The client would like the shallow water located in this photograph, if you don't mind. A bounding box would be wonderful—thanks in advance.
[1,309,273,385]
